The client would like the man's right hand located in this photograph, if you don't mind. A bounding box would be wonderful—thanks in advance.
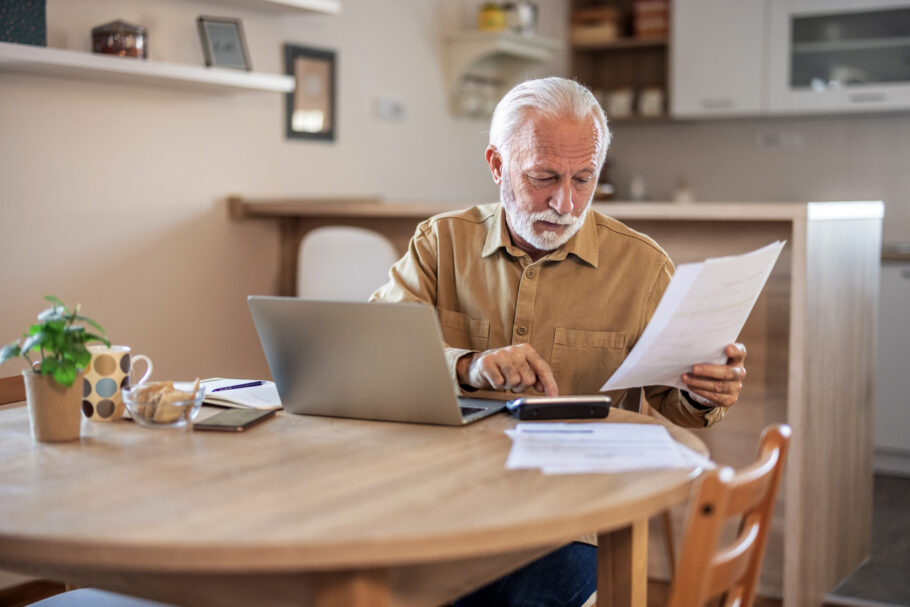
[456,344,558,396]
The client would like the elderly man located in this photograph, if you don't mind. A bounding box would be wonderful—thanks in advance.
[371,77,746,606]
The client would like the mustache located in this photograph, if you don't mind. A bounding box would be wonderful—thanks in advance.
[527,210,579,225]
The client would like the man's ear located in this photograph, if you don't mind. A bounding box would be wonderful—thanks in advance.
[485,146,503,184]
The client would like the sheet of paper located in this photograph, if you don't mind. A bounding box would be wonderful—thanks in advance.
[505,423,700,474]
[601,241,785,392]
[200,378,282,410]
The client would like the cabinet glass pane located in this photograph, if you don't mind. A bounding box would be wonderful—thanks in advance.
[790,7,910,90]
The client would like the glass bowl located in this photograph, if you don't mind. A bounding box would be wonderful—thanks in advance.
[123,381,205,429]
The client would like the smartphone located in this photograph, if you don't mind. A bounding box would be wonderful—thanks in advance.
[506,396,611,420]
[193,408,277,432]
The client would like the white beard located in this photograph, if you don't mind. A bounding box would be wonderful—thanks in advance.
[500,173,589,252]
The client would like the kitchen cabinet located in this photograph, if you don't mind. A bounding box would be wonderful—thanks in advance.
[768,0,910,114]
[668,0,910,118]
[570,0,670,121]
[670,0,768,117]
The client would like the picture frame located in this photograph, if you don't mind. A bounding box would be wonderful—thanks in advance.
[284,44,336,141]
[197,16,251,71]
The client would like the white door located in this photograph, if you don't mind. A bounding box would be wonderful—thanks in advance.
[671,0,768,117]
[876,260,910,475]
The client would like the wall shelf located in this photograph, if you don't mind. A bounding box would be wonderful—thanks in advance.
[573,36,667,51]
[0,41,295,93]
[211,0,341,14]
[444,31,560,117]
[445,30,559,90]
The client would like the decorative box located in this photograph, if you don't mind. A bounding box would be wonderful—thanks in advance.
[91,19,147,59]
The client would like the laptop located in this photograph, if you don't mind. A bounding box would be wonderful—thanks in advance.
[247,296,507,425]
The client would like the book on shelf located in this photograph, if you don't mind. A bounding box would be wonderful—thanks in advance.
[200,378,282,410]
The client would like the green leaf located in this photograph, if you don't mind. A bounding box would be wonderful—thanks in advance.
[73,343,91,368]
[74,315,106,336]
[83,332,110,347]
[40,357,58,376]
[44,295,65,307]
[52,361,76,388]
[0,342,21,366]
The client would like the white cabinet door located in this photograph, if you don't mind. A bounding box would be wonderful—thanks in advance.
[671,0,768,117]
[877,262,910,458]
[768,0,910,114]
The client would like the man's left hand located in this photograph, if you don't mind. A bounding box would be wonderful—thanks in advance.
[681,343,747,408]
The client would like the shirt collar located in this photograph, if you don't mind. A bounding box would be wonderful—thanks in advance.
[482,204,600,268]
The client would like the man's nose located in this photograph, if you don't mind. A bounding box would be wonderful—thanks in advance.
[549,181,574,215]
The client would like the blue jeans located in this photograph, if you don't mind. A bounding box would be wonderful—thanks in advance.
[453,542,597,607]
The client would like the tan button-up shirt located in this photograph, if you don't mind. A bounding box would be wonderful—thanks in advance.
[371,203,724,429]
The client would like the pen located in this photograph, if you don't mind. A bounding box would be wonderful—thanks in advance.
[212,381,264,392]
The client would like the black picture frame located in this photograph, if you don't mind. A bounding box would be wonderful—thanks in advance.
[197,16,251,71]
[284,44,336,141]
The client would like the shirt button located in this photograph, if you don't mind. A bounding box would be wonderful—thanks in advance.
[526,269,536,279]
[516,326,528,336]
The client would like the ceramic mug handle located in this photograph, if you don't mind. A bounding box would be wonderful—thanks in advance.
[131,354,153,385]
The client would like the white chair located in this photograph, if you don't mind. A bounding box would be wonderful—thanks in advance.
[297,226,400,301]
[29,588,172,606]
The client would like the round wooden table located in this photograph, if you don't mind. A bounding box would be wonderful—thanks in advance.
[0,405,706,607]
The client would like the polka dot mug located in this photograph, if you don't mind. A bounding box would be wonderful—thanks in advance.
[83,345,153,421]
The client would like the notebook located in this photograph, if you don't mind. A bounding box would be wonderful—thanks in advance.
[247,296,506,425]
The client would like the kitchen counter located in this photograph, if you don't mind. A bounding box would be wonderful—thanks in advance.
[231,196,884,606]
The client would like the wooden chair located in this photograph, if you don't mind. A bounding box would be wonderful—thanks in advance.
[0,374,26,405]
[667,424,791,607]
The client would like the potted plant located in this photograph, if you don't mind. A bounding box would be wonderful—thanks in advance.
[1,296,109,442]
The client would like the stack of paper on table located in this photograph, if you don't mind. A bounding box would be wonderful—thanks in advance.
[200,378,282,410]
[505,423,714,474]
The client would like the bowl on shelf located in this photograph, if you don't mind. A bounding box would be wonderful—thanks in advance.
[123,381,204,429]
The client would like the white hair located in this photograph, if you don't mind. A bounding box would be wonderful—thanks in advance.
[489,77,610,169]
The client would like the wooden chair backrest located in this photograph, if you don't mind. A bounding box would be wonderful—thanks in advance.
[668,424,791,607]
[0,375,26,405]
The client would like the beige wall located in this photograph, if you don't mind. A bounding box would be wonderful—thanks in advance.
[0,0,568,383]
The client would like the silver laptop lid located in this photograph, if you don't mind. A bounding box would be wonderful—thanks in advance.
[248,296,483,425]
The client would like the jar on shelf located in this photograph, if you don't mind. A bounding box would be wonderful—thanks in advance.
[91,20,147,59]
[477,3,507,32]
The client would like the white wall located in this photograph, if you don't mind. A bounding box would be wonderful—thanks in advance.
[604,114,910,244]
[0,0,568,384]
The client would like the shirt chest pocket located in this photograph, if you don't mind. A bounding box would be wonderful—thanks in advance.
[438,309,490,352]
[549,328,627,395]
